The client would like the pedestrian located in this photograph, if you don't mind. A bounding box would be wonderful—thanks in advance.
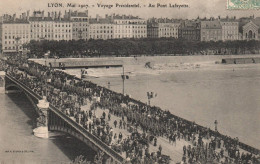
[108,113,111,121]
[123,120,126,129]
[119,119,122,129]
[154,137,157,146]
[114,120,117,128]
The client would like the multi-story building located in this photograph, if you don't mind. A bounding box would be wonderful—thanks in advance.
[219,17,239,41]
[65,10,89,40]
[30,11,54,41]
[89,15,113,40]
[178,20,201,41]
[112,14,147,39]
[53,18,72,41]
[147,18,180,38]
[2,14,30,53]
[147,23,158,38]
[200,19,222,41]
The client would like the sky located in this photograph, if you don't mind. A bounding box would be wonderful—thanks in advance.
[0,0,259,19]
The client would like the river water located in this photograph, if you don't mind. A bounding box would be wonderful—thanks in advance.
[1,55,260,163]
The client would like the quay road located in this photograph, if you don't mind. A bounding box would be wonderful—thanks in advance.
[5,73,125,164]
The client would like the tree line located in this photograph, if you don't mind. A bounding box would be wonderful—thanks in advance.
[23,38,260,58]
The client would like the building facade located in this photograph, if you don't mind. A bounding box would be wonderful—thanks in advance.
[178,20,201,41]
[2,14,30,53]
[200,20,222,41]
[112,14,147,39]
[66,10,89,40]
[147,23,159,38]
[30,11,54,41]
[147,18,180,38]
[53,19,72,41]
[241,21,259,40]
[89,16,113,40]
[220,18,239,41]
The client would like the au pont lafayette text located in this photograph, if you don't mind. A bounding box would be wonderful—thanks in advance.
[47,3,189,9]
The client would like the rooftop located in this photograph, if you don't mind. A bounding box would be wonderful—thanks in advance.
[113,14,141,20]
[29,17,70,22]
[89,18,112,24]
[201,20,222,29]
[3,19,29,24]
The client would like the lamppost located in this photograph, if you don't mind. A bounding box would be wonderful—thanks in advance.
[214,120,218,132]
[121,66,129,95]
[44,51,50,66]
[107,81,110,89]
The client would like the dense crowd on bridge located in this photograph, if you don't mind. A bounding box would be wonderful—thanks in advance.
[3,57,259,164]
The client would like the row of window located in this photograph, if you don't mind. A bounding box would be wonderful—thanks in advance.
[3,25,29,29]
[160,28,178,31]
[159,33,178,36]
[4,35,29,39]
[4,40,27,44]
[4,46,22,50]
[90,30,113,33]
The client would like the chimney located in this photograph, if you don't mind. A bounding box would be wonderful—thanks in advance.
[96,14,99,22]
[85,10,88,17]
[218,16,220,20]
[42,11,44,19]
[111,13,114,20]
[48,12,50,18]
[55,11,57,19]
[13,13,16,21]
[27,10,30,17]
[51,12,55,20]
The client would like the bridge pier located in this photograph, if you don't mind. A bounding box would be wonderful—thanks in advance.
[33,96,50,138]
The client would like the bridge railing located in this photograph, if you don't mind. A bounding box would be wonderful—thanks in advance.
[5,74,125,163]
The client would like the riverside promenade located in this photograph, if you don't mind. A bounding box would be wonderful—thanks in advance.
[3,57,260,164]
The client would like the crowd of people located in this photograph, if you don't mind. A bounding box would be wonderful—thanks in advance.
[3,56,259,164]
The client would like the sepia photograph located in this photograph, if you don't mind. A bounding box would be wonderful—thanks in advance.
[0,0,259,163]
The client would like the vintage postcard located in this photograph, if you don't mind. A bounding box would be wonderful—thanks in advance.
[0,0,260,163]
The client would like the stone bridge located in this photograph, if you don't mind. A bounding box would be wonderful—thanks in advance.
[4,74,125,164]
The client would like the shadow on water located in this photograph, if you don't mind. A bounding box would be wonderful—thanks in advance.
[50,135,96,162]
[7,92,38,128]
[6,92,96,162]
